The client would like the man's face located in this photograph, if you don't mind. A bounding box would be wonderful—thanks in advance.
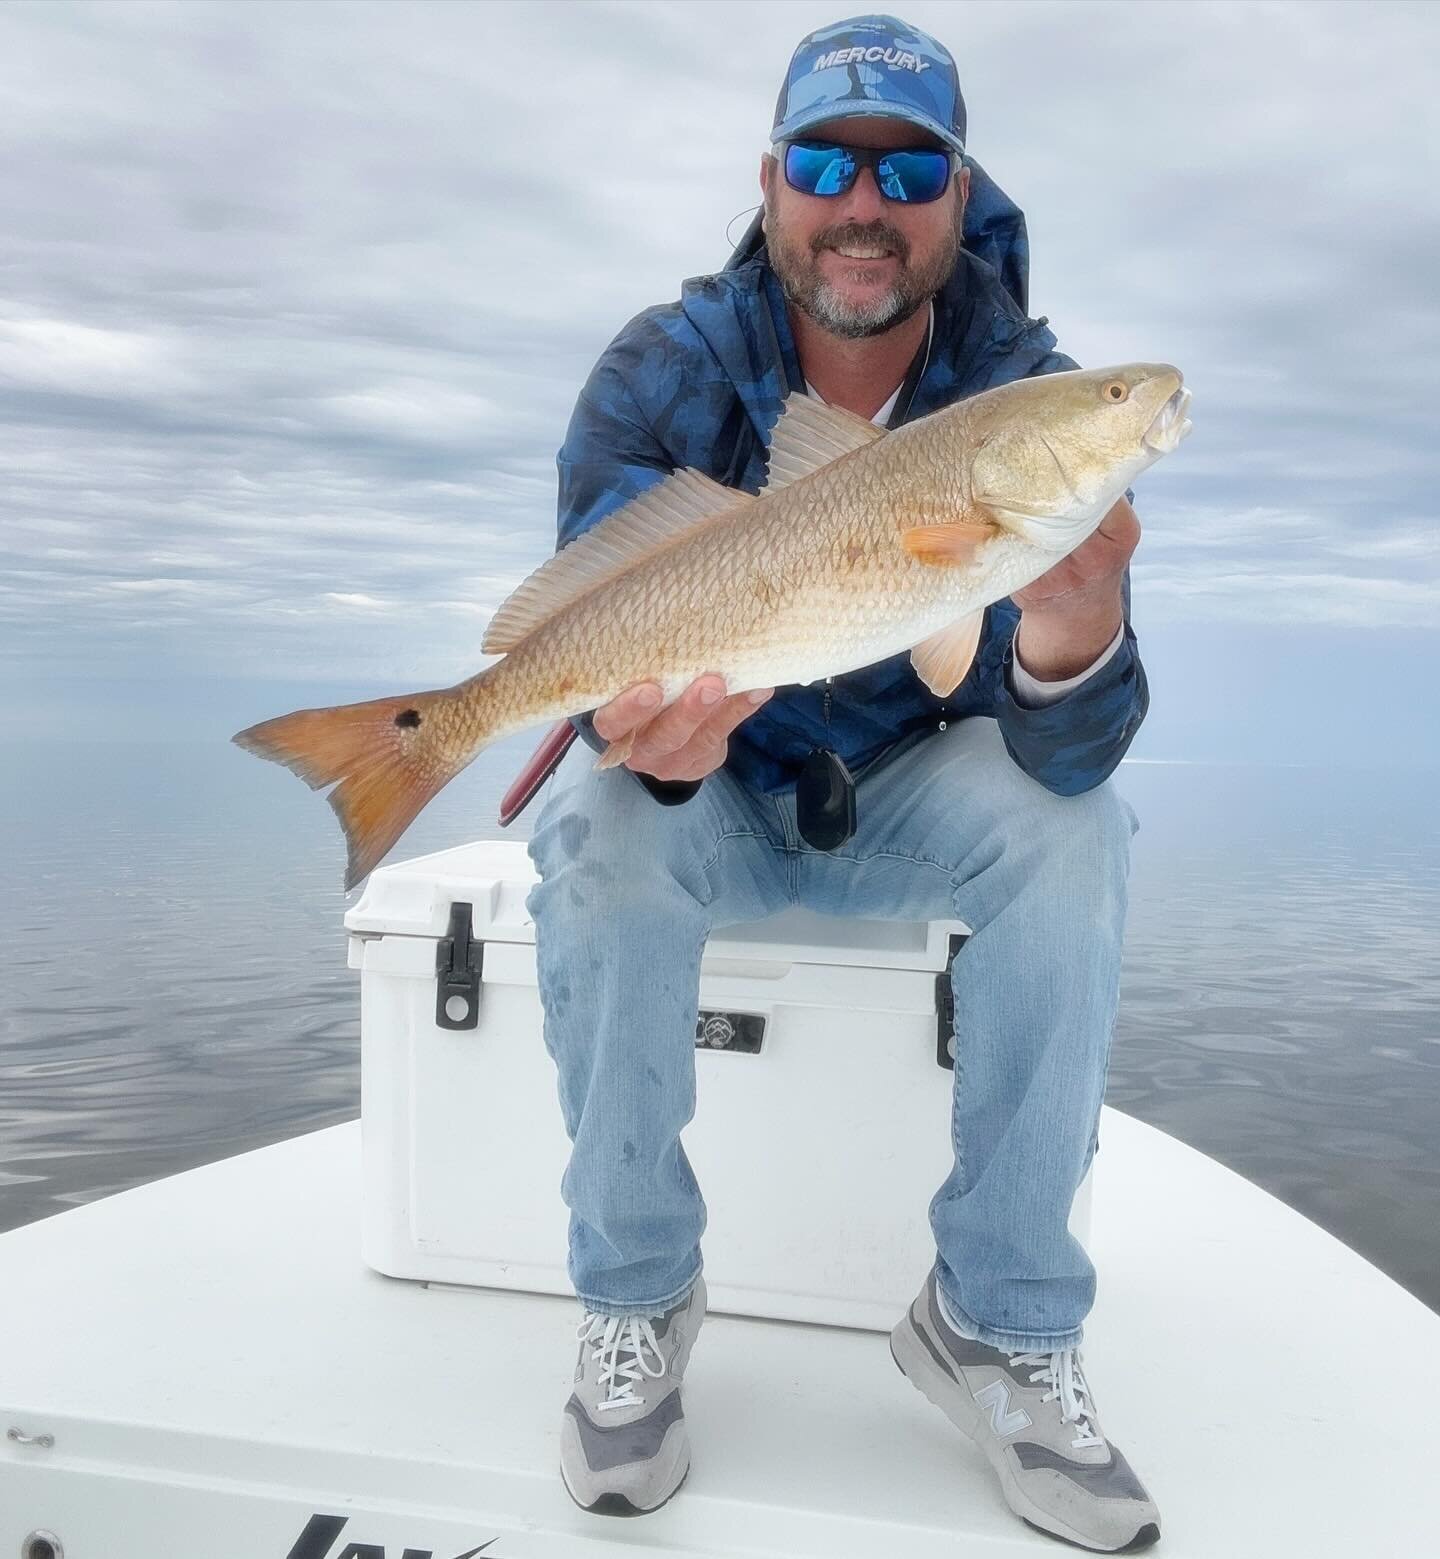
[759,116,970,340]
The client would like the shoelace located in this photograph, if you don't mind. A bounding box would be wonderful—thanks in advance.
[1008,1347,1104,1450]
[576,1311,667,1412]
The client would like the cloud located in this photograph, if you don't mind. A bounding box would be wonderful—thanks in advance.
[0,0,1436,709]
[322,591,391,610]
[0,316,195,398]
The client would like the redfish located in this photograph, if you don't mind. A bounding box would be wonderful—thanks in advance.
[235,364,1191,887]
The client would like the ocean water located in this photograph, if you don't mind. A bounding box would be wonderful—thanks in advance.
[1,735,1436,1312]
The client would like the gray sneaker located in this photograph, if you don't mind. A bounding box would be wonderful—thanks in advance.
[559,1275,706,1516]
[891,1268,1161,1553]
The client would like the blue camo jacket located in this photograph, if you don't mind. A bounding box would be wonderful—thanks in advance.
[553,159,1148,798]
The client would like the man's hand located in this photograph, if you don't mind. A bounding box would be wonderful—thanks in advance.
[593,676,774,783]
[1011,497,1141,681]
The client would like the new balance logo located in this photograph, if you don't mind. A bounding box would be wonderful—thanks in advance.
[972,1380,1033,1437]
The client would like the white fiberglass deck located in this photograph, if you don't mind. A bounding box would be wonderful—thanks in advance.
[1,1109,1436,1558]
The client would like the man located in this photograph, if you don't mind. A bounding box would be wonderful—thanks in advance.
[525,14,1159,1552]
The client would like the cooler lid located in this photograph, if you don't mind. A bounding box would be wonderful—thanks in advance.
[344,840,968,971]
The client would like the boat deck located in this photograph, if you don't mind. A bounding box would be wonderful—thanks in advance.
[1,1109,1436,1558]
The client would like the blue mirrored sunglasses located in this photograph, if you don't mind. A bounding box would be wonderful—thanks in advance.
[781,139,954,204]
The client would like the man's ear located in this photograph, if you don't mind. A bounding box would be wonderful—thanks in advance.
[759,152,771,197]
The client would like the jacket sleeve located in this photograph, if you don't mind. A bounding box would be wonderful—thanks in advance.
[553,340,702,807]
[990,568,1149,796]
[985,338,1150,795]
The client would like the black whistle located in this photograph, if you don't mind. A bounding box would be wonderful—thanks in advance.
[797,747,857,850]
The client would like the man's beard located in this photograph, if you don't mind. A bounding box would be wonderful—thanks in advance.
[765,202,961,340]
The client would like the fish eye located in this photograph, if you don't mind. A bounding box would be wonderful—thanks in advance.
[1102,380,1129,404]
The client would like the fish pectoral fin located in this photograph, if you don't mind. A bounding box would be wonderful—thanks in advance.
[900,521,997,563]
[759,392,887,493]
[594,731,637,771]
[911,611,985,697]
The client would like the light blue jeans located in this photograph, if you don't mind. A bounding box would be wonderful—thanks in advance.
[525,717,1139,1352]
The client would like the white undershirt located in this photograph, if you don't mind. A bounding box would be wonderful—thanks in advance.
[801,307,1122,707]
[1005,622,1124,706]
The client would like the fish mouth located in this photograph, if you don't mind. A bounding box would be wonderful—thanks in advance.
[1142,385,1193,454]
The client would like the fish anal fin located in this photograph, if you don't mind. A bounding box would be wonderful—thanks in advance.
[911,611,985,697]
[760,391,886,493]
[593,730,636,771]
[900,520,998,565]
[483,469,754,654]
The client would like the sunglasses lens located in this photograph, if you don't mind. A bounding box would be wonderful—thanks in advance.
[784,143,951,203]
[785,143,855,197]
[877,149,951,203]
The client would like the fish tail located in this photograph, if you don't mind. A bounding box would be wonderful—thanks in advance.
[233,676,492,890]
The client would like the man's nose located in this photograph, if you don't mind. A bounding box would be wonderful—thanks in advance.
[831,165,888,223]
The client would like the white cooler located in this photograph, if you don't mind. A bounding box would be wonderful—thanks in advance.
[346,838,1092,1333]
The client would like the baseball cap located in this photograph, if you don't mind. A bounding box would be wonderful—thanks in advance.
[771,13,967,157]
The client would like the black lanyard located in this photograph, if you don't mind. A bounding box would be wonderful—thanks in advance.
[794,308,933,851]
[797,678,857,850]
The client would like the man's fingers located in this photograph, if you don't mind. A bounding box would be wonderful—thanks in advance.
[645,740,730,784]
[697,687,773,745]
[596,679,772,771]
[592,681,663,743]
[1096,496,1142,550]
[628,676,728,758]
[630,689,772,781]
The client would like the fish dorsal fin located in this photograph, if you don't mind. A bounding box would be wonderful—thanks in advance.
[911,610,985,697]
[760,391,887,493]
[483,468,753,653]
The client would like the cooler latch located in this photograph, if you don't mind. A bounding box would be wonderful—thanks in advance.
[935,932,968,1069]
[435,901,484,1031]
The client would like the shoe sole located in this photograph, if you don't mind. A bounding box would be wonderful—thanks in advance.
[889,1311,1159,1554]
[560,1454,691,1518]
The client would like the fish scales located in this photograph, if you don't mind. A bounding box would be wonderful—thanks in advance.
[232,364,1192,886]
[478,422,975,740]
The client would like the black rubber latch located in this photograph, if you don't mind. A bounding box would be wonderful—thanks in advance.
[435,901,483,1031]
[935,932,969,1069]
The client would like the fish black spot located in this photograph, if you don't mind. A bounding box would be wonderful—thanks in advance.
[394,708,421,729]
[569,884,589,908]
[644,1065,661,1087]
[622,1139,637,1163]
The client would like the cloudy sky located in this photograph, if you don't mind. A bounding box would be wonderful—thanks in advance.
[3,0,1437,763]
